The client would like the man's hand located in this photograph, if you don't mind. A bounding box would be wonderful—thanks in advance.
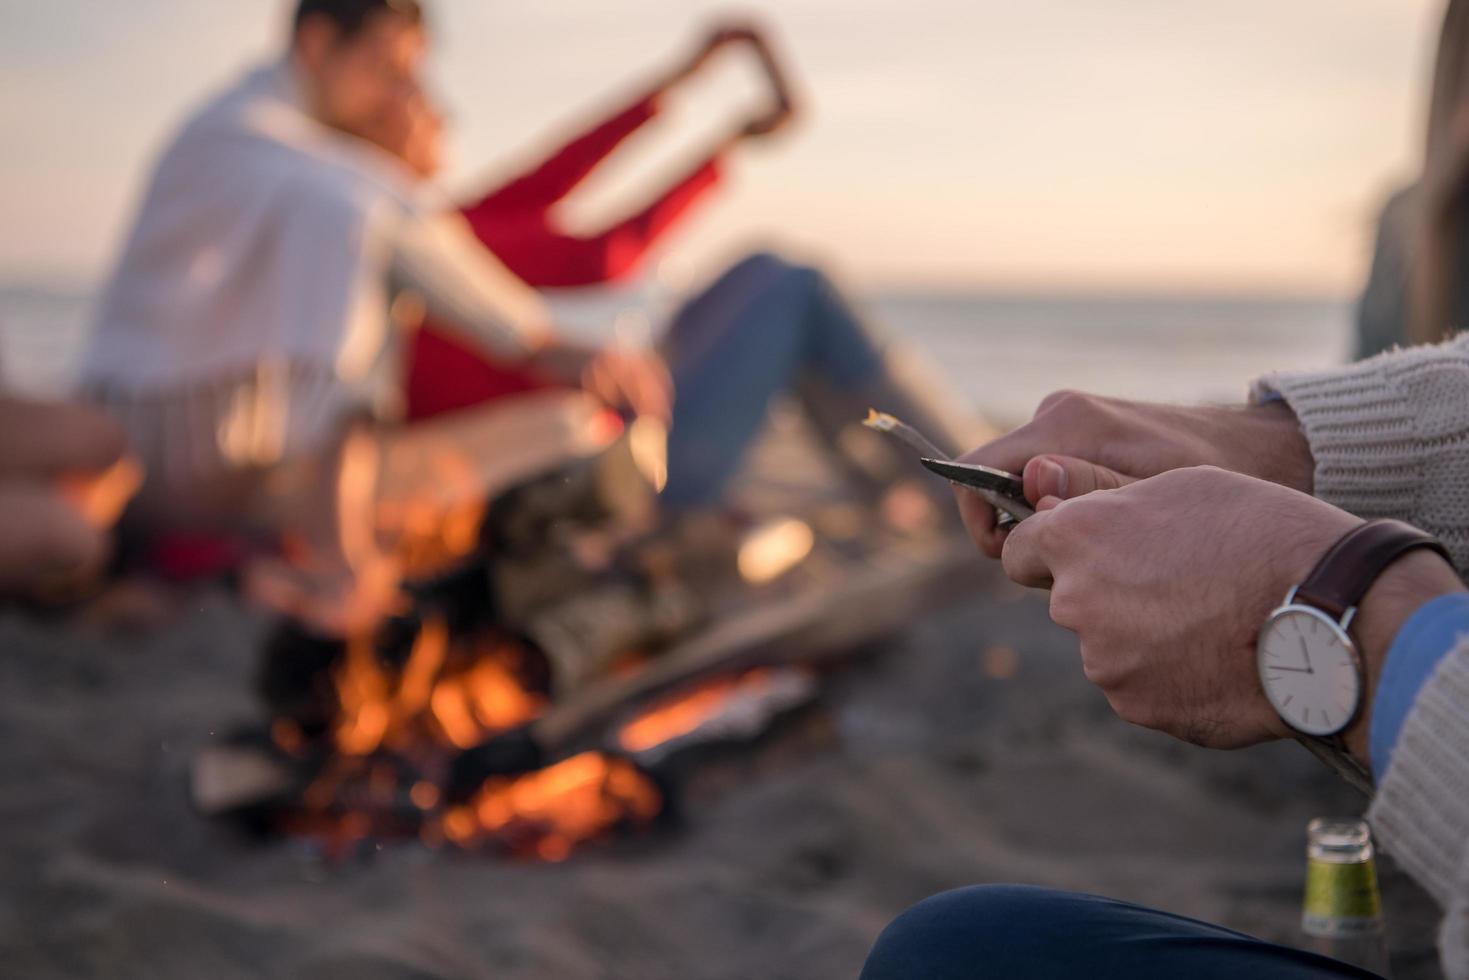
[957,392,1315,558]
[527,339,674,424]
[580,348,674,425]
[1001,467,1361,750]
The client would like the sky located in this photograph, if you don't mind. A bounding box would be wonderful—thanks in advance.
[0,0,1446,294]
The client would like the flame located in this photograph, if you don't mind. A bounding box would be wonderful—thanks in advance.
[737,518,815,585]
[334,634,394,757]
[617,673,763,753]
[441,752,661,860]
[330,619,545,760]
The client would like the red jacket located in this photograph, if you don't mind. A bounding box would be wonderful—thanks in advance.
[406,95,722,420]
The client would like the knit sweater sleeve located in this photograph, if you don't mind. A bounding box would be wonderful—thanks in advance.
[1366,641,1469,979]
[1251,332,1469,572]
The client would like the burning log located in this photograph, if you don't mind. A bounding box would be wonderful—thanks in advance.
[445,539,982,800]
[437,752,665,861]
[615,666,819,766]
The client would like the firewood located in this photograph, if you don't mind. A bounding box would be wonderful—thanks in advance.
[536,539,983,747]
[191,742,302,817]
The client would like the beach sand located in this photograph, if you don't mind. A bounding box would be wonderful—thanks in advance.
[0,571,1446,980]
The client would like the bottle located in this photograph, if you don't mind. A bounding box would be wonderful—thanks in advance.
[1302,817,1392,976]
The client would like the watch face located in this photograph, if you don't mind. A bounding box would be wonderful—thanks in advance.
[1256,607,1362,737]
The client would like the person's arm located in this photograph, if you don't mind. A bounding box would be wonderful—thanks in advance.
[470,154,723,288]
[463,23,768,218]
[393,211,674,423]
[1252,330,1469,572]
[952,332,1469,567]
[391,210,553,363]
[992,465,1469,970]
[466,95,666,218]
[1365,634,1469,970]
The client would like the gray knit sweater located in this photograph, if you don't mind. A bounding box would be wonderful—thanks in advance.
[1256,335,1469,979]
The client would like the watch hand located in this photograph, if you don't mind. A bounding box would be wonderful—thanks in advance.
[1296,636,1315,674]
[1267,665,1315,674]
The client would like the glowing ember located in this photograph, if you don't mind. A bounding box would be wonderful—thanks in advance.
[616,667,818,762]
[282,615,666,860]
[619,673,761,753]
[440,752,662,860]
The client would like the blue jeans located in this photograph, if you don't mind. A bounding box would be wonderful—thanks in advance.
[659,251,917,509]
[860,886,1384,979]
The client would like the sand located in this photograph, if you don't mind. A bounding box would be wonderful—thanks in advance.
[0,574,1446,980]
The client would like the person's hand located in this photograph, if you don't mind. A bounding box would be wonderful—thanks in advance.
[580,347,674,425]
[526,338,671,423]
[957,392,1315,558]
[742,25,799,142]
[667,22,764,87]
[1001,466,1465,757]
[739,97,797,141]
[667,20,798,142]
[357,83,446,180]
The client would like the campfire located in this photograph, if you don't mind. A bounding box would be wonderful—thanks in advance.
[195,421,986,862]
[203,603,821,861]
[263,613,673,861]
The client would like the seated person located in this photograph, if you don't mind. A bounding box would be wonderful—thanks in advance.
[0,395,137,600]
[400,24,789,418]
[365,43,976,513]
[1359,0,1469,357]
[80,0,976,581]
[864,326,1469,976]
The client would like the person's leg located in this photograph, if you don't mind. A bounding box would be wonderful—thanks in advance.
[659,251,979,509]
[861,885,1383,980]
[0,483,111,598]
[0,395,127,481]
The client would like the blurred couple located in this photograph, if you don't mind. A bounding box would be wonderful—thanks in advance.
[80,0,975,595]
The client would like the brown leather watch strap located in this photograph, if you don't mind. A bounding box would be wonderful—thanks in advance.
[1295,519,1452,620]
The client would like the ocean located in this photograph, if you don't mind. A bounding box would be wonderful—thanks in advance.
[0,284,1353,426]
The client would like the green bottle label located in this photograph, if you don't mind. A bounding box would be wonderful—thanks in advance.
[1302,858,1382,937]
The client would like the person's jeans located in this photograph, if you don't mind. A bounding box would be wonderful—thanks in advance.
[860,885,1385,979]
[658,251,894,508]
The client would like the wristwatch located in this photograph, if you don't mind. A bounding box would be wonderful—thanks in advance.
[1257,519,1451,740]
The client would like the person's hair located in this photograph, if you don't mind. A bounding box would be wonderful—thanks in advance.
[293,0,424,41]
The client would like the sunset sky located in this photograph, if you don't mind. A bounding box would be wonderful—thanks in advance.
[0,0,1445,293]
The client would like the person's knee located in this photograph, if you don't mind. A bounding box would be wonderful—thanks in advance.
[728,249,792,277]
[0,397,128,478]
[49,401,128,474]
[861,885,1095,980]
[0,485,110,594]
[726,249,825,290]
